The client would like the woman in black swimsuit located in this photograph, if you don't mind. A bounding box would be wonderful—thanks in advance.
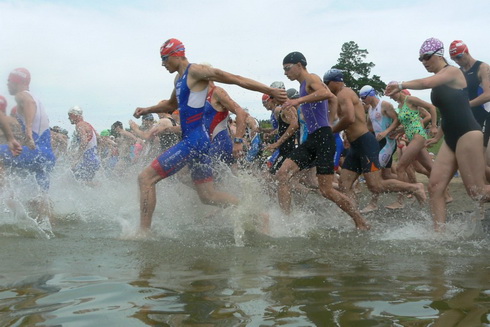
[386,37,488,232]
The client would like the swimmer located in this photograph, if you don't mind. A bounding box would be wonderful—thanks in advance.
[68,106,101,183]
[278,52,369,230]
[323,69,426,212]
[133,38,286,234]
[385,37,490,231]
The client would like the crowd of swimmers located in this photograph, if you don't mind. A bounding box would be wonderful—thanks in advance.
[0,36,489,235]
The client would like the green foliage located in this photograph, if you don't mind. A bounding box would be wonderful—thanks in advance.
[332,41,386,95]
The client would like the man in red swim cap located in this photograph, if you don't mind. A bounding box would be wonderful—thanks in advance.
[450,40,490,180]
[133,38,287,234]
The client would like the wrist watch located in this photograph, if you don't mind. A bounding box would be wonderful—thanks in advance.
[233,137,244,144]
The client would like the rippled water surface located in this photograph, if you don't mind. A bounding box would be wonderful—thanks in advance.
[0,164,489,326]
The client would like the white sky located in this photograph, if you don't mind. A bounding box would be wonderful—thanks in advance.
[1,0,489,133]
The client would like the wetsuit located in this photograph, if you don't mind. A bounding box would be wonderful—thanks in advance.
[397,97,427,141]
[72,122,101,181]
[288,80,335,175]
[463,60,490,146]
[430,84,481,152]
[151,64,213,183]
[368,101,396,168]
[203,86,234,165]
[0,91,56,190]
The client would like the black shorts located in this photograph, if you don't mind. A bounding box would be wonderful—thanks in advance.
[288,126,335,175]
[342,132,380,174]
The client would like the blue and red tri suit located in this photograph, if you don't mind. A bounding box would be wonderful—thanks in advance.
[203,86,234,165]
[150,64,213,184]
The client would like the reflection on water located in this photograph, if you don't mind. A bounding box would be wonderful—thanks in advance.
[0,164,489,326]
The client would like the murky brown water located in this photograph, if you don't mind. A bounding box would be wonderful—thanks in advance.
[0,167,489,326]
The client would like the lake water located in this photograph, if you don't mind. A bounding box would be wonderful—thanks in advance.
[0,163,489,326]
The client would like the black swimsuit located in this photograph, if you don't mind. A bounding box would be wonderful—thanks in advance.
[430,84,481,152]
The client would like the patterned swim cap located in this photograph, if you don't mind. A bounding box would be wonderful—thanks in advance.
[419,37,444,56]
[160,38,185,58]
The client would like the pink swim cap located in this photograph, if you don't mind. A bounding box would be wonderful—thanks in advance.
[0,96,6,113]
[8,68,31,85]
[419,38,444,56]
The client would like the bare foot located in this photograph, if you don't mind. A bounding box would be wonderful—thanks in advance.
[385,201,405,210]
[360,204,378,214]
[413,183,427,204]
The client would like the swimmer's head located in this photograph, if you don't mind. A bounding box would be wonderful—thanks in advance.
[449,40,469,58]
[160,38,185,61]
[283,52,307,67]
[323,68,344,84]
[142,113,154,122]
[111,121,123,137]
[0,96,7,114]
[100,129,111,137]
[286,88,299,99]
[8,68,31,86]
[419,37,444,57]
[270,81,286,90]
[68,105,83,116]
[400,89,411,96]
[359,85,377,99]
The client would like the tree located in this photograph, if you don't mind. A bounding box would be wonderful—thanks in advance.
[332,41,386,95]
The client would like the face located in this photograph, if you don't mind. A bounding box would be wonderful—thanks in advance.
[419,49,442,73]
[7,80,19,95]
[68,113,77,124]
[283,63,299,81]
[162,55,178,73]
[450,52,466,66]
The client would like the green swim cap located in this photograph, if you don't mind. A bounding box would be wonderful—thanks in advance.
[100,129,111,137]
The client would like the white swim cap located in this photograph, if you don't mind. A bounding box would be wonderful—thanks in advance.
[68,105,83,116]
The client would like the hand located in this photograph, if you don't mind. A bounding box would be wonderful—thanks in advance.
[8,139,22,156]
[282,98,299,110]
[128,120,138,130]
[385,82,401,97]
[265,142,278,152]
[375,131,387,141]
[425,137,438,147]
[270,88,287,104]
[133,107,146,119]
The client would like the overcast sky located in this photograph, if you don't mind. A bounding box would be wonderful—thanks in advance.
[1,0,489,133]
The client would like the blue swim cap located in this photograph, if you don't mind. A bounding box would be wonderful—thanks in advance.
[359,85,377,98]
[323,68,344,83]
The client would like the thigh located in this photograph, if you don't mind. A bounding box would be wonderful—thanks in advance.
[397,135,426,167]
[455,131,486,187]
[429,142,457,191]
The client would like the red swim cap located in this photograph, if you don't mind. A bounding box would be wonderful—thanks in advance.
[449,40,469,57]
[401,89,411,96]
[160,38,185,58]
[0,96,6,113]
[8,68,31,85]
[262,94,271,102]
